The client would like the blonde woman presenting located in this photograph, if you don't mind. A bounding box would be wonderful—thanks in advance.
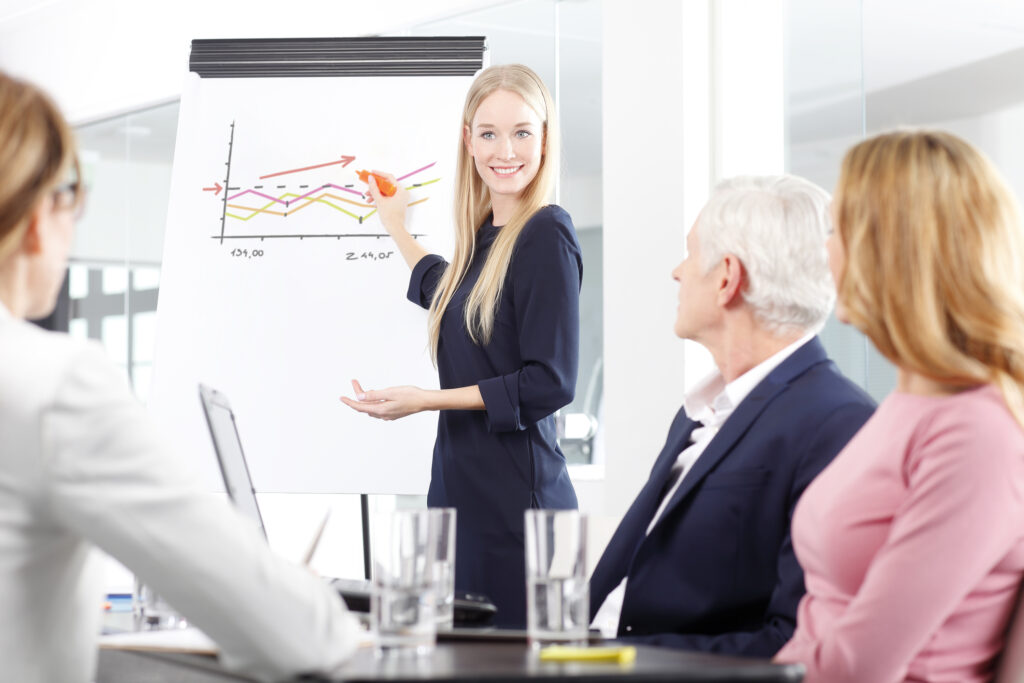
[341,64,580,628]
[775,130,1024,681]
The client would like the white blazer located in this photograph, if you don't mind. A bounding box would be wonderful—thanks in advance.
[0,303,359,683]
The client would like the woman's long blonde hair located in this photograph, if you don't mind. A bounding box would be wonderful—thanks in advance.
[0,71,80,262]
[427,64,560,361]
[835,129,1024,426]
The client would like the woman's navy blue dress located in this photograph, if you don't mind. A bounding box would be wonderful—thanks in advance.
[406,205,581,628]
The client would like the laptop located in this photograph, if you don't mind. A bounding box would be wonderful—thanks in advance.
[197,384,498,629]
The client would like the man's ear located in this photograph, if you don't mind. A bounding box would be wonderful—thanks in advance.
[717,254,746,307]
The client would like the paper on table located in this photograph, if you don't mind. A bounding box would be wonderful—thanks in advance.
[100,623,377,656]
[98,627,218,655]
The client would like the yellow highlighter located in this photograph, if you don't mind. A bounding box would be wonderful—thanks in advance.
[539,645,637,664]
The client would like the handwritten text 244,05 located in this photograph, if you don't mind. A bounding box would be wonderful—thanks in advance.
[346,251,395,262]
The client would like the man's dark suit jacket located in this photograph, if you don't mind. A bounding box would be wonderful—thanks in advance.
[589,337,875,657]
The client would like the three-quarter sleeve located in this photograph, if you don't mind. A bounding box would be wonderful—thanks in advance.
[477,208,582,433]
[407,254,447,310]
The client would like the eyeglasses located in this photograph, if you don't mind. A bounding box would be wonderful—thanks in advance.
[51,179,87,221]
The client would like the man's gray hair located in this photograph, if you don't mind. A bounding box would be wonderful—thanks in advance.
[696,174,835,334]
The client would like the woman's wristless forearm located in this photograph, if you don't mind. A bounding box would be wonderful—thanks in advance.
[426,386,485,411]
[389,224,429,270]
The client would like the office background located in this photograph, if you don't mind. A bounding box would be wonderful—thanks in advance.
[2,0,1022,589]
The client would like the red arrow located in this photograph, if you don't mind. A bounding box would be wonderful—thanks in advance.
[259,155,356,180]
[203,182,223,195]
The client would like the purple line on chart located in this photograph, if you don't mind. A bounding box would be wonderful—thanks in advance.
[323,184,365,197]
[226,189,287,205]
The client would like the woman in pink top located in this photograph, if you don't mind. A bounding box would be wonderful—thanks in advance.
[774,130,1024,682]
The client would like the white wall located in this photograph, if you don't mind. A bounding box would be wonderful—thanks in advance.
[601,0,688,519]
[712,0,785,179]
[599,0,784,520]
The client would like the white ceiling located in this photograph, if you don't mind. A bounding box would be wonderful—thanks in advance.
[0,0,518,123]
[0,0,502,29]
[70,0,603,175]
[11,1,1024,166]
[0,0,57,22]
[6,0,1024,102]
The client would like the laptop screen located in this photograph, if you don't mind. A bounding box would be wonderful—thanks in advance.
[198,384,267,539]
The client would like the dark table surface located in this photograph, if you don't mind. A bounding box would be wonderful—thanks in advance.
[97,640,804,683]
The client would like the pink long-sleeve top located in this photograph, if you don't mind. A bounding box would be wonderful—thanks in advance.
[776,385,1024,682]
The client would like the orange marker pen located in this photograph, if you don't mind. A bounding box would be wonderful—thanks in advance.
[356,170,397,197]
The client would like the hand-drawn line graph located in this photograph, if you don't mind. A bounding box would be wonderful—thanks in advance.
[225,167,438,221]
[206,122,438,244]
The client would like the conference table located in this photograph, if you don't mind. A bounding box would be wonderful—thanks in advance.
[96,631,805,683]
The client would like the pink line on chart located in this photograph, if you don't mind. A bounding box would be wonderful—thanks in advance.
[397,162,437,182]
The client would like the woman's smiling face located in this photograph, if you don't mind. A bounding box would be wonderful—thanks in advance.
[464,88,544,204]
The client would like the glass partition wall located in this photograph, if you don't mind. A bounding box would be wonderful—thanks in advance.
[785,0,1024,402]
[783,0,897,400]
[69,102,178,403]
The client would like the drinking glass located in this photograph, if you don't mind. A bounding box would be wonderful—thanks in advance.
[132,577,188,631]
[372,509,438,656]
[524,509,589,648]
[429,508,457,629]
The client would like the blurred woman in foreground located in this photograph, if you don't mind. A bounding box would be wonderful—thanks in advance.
[0,71,359,683]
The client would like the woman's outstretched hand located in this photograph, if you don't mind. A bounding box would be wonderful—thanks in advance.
[340,379,431,421]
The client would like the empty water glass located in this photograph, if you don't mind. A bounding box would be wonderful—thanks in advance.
[524,509,588,648]
[132,577,188,631]
[372,509,438,656]
[429,508,456,629]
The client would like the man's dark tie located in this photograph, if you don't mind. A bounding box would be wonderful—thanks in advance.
[657,421,703,504]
